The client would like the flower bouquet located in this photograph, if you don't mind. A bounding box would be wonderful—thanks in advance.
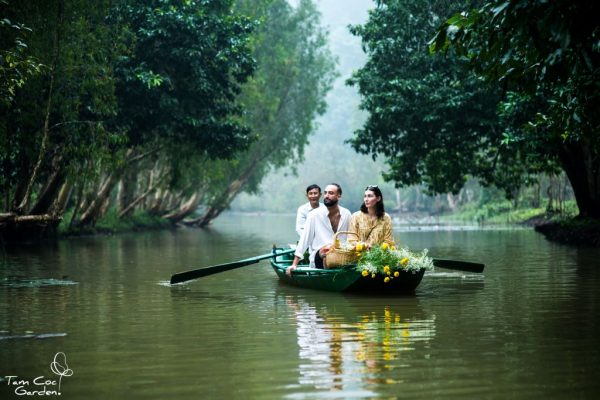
[355,243,434,283]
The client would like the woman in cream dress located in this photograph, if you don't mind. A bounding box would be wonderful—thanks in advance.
[349,185,395,248]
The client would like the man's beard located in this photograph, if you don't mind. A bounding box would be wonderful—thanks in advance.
[324,198,338,207]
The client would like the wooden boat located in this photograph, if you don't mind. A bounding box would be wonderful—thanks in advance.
[169,247,481,286]
[270,247,425,293]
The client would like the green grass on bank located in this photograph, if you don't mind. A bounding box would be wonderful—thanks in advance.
[438,200,579,225]
[59,210,173,236]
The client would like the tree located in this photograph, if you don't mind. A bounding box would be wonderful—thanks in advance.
[1,0,123,216]
[113,0,255,157]
[1,0,259,240]
[347,0,533,198]
[187,0,336,226]
[431,0,600,218]
[76,0,257,227]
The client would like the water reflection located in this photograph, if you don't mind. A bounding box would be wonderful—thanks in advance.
[284,294,436,396]
[2,216,599,399]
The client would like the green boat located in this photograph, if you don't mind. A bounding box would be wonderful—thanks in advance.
[270,247,426,293]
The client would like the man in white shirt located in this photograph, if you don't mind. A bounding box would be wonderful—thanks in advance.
[287,183,351,274]
[295,184,323,237]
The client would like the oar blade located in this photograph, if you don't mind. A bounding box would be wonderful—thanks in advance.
[433,258,485,273]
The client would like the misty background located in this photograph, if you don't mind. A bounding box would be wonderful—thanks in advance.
[231,0,392,214]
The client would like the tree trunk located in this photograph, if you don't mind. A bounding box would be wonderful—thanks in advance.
[28,155,65,215]
[77,171,119,227]
[148,187,166,215]
[118,183,161,219]
[69,180,87,229]
[558,141,600,219]
[52,180,73,216]
[76,148,155,227]
[532,181,541,209]
[446,192,457,211]
[185,158,259,227]
[163,192,202,223]
[117,167,138,217]
[15,0,64,214]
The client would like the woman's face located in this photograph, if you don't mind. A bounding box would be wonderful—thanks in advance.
[364,190,381,209]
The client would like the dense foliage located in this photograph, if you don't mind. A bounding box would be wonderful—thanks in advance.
[0,0,335,240]
[348,0,510,195]
[185,0,336,226]
[432,0,600,218]
[349,0,599,218]
[113,0,255,157]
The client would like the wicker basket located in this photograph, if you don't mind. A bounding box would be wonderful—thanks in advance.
[325,230,359,269]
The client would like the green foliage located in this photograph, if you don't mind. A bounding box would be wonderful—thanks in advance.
[1,0,125,208]
[1,0,261,225]
[113,0,256,158]
[0,4,42,107]
[199,0,336,211]
[431,0,600,217]
[347,0,518,195]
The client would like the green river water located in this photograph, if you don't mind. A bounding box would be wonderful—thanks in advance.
[1,213,599,399]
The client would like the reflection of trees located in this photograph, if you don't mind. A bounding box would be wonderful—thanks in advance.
[285,296,436,394]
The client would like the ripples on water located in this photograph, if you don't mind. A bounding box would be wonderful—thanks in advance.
[1,215,599,399]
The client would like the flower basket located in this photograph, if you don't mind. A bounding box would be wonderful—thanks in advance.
[355,244,435,283]
[325,231,360,268]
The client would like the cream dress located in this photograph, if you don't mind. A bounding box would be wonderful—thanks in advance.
[349,211,396,247]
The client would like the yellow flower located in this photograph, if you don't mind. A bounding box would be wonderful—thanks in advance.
[381,243,389,251]
[356,252,362,258]
[384,277,390,283]
[386,270,391,276]
[383,265,390,272]
[400,257,409,266]
[361,270,369,277]
[355,242,364,252]
[371,273,376,279]
[394,271,399,277]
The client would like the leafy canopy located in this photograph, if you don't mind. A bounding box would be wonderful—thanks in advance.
[113,0,256,158]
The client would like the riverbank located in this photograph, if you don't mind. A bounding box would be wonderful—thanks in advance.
[3,207,599,248]
[532,218,600,247]
[433,201,599,247]
[59,210,174,237]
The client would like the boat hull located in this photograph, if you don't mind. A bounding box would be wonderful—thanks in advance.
[270,249,425,293]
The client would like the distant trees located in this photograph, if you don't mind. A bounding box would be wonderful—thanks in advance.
[0,0,333,240]
[349,0,599,219]
[186,0,336,226]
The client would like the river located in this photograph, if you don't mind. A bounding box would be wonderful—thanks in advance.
[1,213,599,399]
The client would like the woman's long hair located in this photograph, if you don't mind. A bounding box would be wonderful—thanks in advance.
[360,185,385,218]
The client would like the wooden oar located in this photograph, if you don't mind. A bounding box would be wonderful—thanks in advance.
[433,258,485,273]
[170,249,295,284]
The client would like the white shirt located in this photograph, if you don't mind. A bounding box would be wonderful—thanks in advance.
[295,202,324,237]
[294,205,351,267]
